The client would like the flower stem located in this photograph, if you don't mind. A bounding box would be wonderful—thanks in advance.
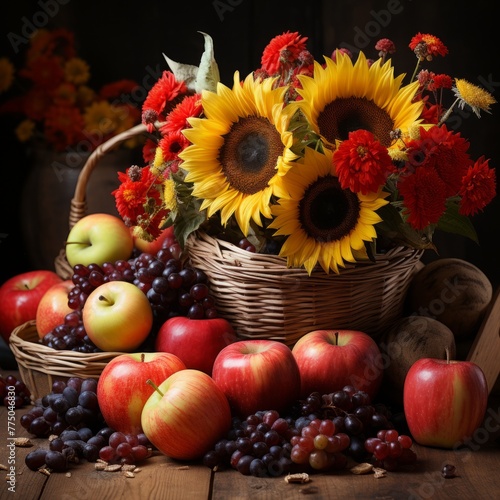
[438,97,460,126]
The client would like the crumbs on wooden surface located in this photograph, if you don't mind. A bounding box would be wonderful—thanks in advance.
[284,472,310,484]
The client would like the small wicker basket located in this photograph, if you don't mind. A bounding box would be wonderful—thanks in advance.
[9,321,122,401]
[187,232,423,345]
[54,123,149,279]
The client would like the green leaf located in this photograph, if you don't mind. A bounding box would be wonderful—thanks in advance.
[195,32,220,94]
[163,32,220,94]
[437,201,479,243]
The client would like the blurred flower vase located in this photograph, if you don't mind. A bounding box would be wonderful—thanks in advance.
[20,146,138,270]
[0,28,143,270]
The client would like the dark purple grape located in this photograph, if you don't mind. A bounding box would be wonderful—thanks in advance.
[190,283,209,301]
[152,277,169,294]
[25,449,48,470]
[29,416,51,437]
[187,303,205,319]
[78,391,98,411]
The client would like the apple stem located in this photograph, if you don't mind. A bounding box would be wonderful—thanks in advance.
[98,295,111,303]
[146,379,164,397]
[141,353,145,363]
[334,331,339,346]
[445,346,450,364]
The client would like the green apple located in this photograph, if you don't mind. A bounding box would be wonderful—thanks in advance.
[65,213,134,267]
[82,281,153,352]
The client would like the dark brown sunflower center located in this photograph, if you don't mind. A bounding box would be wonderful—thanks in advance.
[317,97,394,147]
[300,175,360,242]
[219,116,283,194]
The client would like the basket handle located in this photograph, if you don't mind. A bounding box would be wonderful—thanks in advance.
[68,123,149,228]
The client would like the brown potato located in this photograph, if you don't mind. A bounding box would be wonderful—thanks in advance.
[378,316,456,400]
[406,258,492,338]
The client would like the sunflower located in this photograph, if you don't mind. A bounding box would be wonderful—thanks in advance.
[294,51,424,152]
[269,147,388,274]
[180,71,297,236]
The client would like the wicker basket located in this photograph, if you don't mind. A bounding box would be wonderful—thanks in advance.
[9,321,122,402]
[54,123,149,279]
[187,232,423,345]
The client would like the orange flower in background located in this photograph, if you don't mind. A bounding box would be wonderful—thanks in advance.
[0,28,141,151]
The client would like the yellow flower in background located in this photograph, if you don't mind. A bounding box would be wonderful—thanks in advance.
[295,51,423,153]
[64,57,91,85]
[83,101,128,136]
[75,85,96,108]
[163,177,178,212]
[0,57,14,93]
[180,71,298,236]
[15,119,35,142]
[269,147,388,274]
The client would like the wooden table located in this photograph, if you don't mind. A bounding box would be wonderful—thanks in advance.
[1,370,500,500]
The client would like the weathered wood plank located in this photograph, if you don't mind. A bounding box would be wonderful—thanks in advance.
[467,287,500,393]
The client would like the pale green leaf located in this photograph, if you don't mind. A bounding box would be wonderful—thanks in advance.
[195,32,220,94]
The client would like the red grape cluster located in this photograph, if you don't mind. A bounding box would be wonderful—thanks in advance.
[23,377,152,473]
[1,374,31,408]
[203,386,417,477]
[42,237,218,352]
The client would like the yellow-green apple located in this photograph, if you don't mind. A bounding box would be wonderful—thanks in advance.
[82,281,153,352]
[141,369,231,460]
[0,270,62,342]
[155,317,238,374]
[35,279,74,339]
[65,213,134,267]
[403,348,488,449]
[97,352,186,435]
[291,330,383,402]
[132,225,176,254]
[211,339,301,417]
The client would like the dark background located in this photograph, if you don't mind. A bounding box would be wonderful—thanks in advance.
[1,0,499,288]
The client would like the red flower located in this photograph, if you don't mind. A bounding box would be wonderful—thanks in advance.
[20,56,65,90]
[160,94,202,135]
[399,166,447,230]
[142,138,158,164]
[406,125,470,196]
[409,33,448,59]
[99,80,139,101]
[112,166,166,228]
[158,131,190,162]
[260,31,308,75]
[428,73,453,91]
[375,38,396,57]
[333,130,394,194]
[459,157,496,216]
[142,71,188,129]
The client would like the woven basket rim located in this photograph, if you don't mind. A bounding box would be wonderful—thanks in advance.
[188,230,422,277]
[9,320,123,379]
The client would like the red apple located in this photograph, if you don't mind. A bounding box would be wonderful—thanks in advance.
[211,339,301,417]
[291,330,383,402]
[0,270,62,342]
[141,369,231,460]
[155,316,238,374]
[82,281,153,352]
[403,348,488,449]
[97,352,186,435]
[132,225,176,254]
[35,279,74,339]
